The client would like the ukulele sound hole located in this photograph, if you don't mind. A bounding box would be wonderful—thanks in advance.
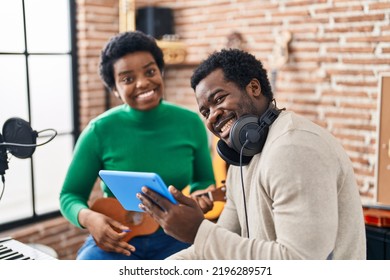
[126,212,144,226]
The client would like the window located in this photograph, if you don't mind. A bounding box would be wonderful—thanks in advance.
[0,0,78,229]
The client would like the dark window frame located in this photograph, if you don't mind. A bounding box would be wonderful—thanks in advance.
[0,0,79,232]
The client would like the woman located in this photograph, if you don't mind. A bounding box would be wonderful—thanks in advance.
[59,31,215,260]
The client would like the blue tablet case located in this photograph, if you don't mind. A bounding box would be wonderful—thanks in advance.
[98,170,177,212]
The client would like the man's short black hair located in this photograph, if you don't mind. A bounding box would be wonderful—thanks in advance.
[99,31,164,91]
[191,49,273,101]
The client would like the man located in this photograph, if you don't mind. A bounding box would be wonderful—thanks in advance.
[138,49,366,259]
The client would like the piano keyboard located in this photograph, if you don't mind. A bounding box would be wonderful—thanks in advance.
[0,237,57,260]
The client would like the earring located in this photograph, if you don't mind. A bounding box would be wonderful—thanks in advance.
[113,90,122,100]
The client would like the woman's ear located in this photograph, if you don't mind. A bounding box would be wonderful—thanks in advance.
[246,79,262,97]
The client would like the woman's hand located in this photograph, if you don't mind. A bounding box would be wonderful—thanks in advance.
[190,184,216,214]
[78,208,135,256]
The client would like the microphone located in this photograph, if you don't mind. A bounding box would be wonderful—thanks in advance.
[0,117,57,176]
[0,133,8,176]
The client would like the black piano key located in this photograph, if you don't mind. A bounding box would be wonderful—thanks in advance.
[0,248,13,259]
[0,247,34,260]
[0,246,8,251]
[0,237,54,260]
[2,251,21,260]
[6,253,26,260]
[0,249,17,259]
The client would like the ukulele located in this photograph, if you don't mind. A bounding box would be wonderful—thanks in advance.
[269,30,292,91]
[90,185,227,245]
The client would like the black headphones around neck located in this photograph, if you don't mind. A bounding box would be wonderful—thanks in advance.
[216,102,282,166]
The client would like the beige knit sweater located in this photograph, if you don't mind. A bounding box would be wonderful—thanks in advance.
[168,111,366,260]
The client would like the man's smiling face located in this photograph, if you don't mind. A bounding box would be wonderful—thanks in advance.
[195,68,264,147]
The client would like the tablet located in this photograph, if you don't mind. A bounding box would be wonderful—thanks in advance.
[98,170,177,212]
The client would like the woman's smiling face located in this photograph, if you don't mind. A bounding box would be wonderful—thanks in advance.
[113,51,164,111]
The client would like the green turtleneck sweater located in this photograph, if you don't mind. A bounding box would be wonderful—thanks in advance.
[60,101,215,228]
